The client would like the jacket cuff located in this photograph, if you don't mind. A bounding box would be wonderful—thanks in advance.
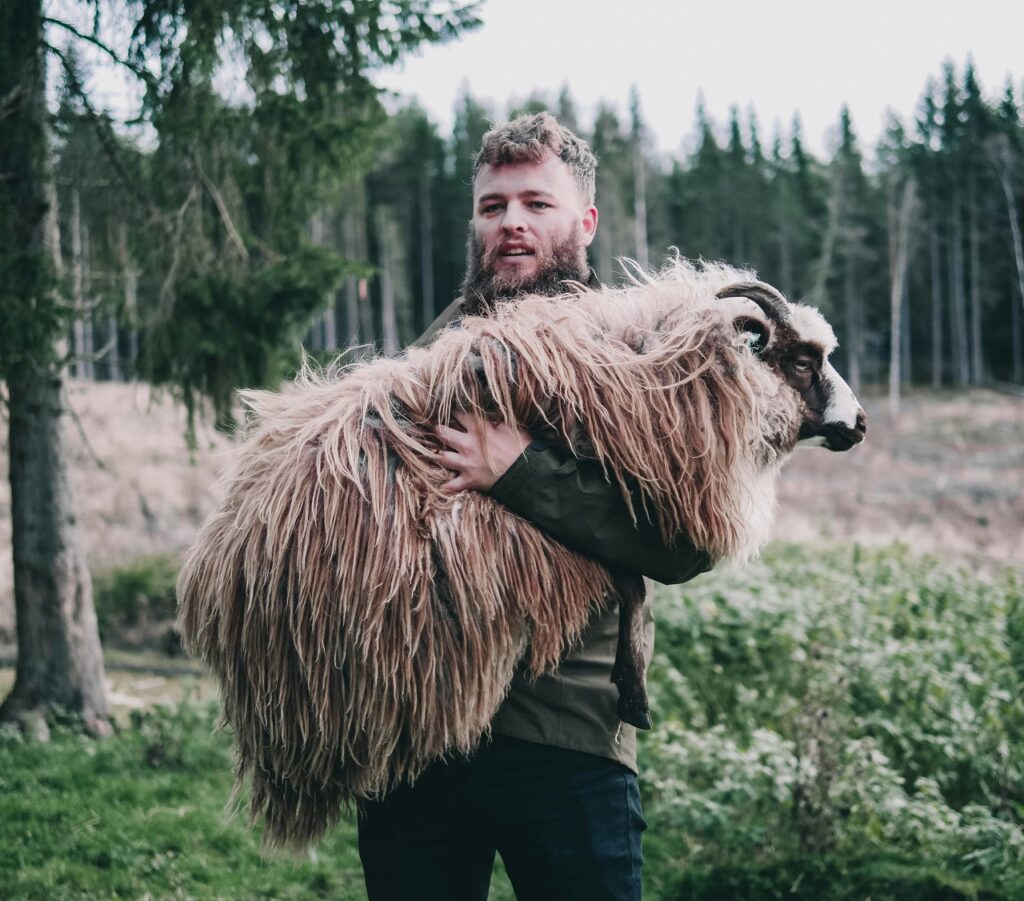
[488,450,532,504]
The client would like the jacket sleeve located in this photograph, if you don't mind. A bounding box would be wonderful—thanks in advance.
[488,441,712,585]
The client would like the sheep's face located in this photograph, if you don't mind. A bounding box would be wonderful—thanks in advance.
[718,282,867,453]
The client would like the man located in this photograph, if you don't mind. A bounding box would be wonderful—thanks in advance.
[357,112,710,901]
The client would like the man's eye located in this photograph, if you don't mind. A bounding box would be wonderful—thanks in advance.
[481,203,503,214]
[528,201,550,209]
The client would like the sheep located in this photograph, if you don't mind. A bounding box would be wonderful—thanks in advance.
[176,258,866,849]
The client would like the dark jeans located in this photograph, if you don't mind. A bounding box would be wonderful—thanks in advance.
[357,736,646,901]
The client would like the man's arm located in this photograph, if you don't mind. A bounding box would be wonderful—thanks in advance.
[434,414,711,585]
[489,442,711,585]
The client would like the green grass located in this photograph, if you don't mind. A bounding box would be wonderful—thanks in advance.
[0,702,367,899]
[2,542,1023,899]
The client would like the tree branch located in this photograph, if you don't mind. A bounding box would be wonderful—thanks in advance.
[42,16,157,90]
[191,153,250,262]
[44,42,166,228]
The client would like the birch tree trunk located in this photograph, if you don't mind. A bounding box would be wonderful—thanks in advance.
[991,136,1024,377]
[967,173,984,384]
[70,186,94,380]
[889,181,918,416]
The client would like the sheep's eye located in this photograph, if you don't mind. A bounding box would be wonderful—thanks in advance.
[793,358,814,373]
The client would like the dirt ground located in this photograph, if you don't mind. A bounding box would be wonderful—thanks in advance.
[1,381,1022,638]
[774,388,1024,565]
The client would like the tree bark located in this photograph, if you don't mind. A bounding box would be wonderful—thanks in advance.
[2,365,112,737]
[888,180,917,416]
[375,207,399,356]
[0,0,110,737]
[342,201,361,347]
[1012,283,1023,384]
[967,173,984,384]
[948,190,970,385]
[929,221,944,387]
[418,173,435,333]
[633,140,649,270]
[843,253,861,395]
[991,137,1024,377]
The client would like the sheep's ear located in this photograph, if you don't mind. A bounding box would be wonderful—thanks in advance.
[735,316,771,355]
[717,298,774,355]
[716,281,791,326]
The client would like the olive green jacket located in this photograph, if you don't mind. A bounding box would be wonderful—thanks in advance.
[413,295,711,771]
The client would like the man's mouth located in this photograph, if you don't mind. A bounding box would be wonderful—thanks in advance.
[499,245,534,258]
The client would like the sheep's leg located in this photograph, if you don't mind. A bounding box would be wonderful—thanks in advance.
[610,570,651,730]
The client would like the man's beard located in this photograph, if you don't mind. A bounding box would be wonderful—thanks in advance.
[460,227,590,315]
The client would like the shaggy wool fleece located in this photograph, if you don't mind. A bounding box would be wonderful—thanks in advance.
[177,260,796,847]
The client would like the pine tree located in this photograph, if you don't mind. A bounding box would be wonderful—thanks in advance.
[0,0,479,737]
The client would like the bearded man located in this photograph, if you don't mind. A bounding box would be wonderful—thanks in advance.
[356,112,710,901]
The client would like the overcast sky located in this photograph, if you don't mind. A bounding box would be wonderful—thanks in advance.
[376,0,1023,159]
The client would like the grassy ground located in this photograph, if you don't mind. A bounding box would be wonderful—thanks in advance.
[3,542,1023,899]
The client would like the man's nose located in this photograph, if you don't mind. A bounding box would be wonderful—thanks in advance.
[500,202,527,232]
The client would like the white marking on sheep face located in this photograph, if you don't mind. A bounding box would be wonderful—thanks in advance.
[749,300,866,453]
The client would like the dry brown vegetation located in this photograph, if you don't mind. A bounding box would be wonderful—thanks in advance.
[1,381,1021,639]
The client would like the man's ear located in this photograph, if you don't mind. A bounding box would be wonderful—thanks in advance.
[581,206,598,247]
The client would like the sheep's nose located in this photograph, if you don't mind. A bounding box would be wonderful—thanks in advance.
[821,412,866,452]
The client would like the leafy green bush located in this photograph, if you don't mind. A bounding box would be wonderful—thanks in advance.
[92,554,180,630]
[641,544,1024,897]
[674,853,1002,900]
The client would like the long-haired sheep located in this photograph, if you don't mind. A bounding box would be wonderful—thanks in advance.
[177,259,865,849]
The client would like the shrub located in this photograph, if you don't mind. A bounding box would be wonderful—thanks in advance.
[92,554,180,630]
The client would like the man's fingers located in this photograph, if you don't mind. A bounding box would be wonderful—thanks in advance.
[434,423,469,450]
[441,474,470,493]
[436,449,465,470]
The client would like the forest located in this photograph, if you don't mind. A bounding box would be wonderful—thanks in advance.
[51,57,1024,417]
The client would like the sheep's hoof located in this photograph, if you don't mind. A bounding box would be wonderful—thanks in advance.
[616,695,652,731]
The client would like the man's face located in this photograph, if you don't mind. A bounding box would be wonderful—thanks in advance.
[462,151,598,304]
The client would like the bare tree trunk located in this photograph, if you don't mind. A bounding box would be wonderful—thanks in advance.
[117,224,139,380]
[309,211,335,350]
[889,181,918,416]
[375,208,400,356]
[0,3,111,737]
[778,213,794,299]
[106,313,121,382]
[929,222,943,387]
[948,191,970,385]
[70,186,94,380]
[354,182,375,347]
[2,366,112,738]
[342,201,361,347]
[843,254,861,394]
[633,142,649,270]
[968,173,984,385]
[1012,284,1023,384]
[419,174,435,333]
[991,136,1024,377]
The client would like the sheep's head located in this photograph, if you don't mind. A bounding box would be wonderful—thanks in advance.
[716,281,867,452]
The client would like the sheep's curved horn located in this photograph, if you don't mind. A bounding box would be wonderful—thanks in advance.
[716,281,791,325]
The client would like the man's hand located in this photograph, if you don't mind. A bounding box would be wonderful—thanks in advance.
[434,411,531,493]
